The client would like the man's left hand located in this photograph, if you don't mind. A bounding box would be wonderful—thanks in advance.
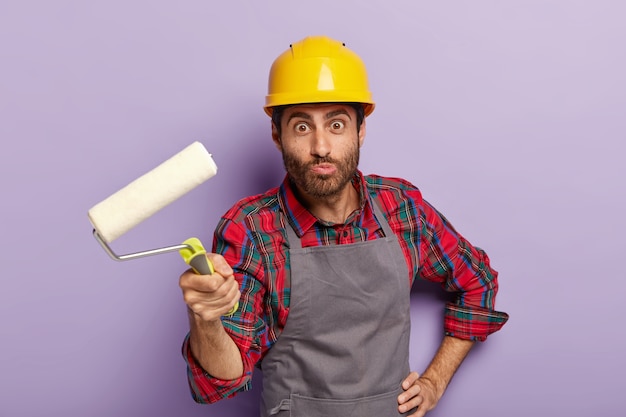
[397,371,440,417]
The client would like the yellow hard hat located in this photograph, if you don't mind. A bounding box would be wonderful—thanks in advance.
[264,36,375,117]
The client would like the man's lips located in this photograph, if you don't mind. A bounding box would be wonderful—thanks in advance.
[310,163,336,175]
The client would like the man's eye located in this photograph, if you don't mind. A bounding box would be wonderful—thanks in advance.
[295,123,309,132]
[331,120,345,130]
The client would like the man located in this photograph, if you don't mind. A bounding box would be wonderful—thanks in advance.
[179,36,509,417]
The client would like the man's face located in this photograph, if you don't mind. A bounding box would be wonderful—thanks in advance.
[272,103,366,199]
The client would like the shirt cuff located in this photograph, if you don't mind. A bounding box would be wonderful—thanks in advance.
[443,303,509,342]
[182,333,251,404]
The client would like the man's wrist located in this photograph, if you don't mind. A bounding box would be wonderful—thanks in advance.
[419,373,446,400]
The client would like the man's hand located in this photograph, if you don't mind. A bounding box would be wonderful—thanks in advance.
[179,253,243,379]
[179,253,240,322]
[398,336,474,416]
[397,371,440,416]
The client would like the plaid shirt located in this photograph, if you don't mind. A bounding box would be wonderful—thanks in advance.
[182,171,509,403]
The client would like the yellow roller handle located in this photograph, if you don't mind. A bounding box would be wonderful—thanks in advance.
[179,237,238,316]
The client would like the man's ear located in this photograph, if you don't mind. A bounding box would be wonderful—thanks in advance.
[358,118,366,147]
[271,121,282,151]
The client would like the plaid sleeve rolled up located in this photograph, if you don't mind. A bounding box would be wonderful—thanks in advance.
[417,197,509,341]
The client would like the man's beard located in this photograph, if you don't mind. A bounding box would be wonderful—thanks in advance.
[282,145,360,199]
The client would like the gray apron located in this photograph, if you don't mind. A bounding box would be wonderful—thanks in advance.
[260,202,414,417]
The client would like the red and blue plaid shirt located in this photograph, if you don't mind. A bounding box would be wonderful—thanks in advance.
[183,171,509,403]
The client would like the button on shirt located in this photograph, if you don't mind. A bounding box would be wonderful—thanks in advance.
[182,171,509,404]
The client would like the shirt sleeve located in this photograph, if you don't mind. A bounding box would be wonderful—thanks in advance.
[181,216,270,403]
[181,333,252,403]
[418,199,509,341]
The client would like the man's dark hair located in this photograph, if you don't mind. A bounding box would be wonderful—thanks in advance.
[271,103,366,137]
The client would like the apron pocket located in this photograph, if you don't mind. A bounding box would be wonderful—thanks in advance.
[290,389,410,417]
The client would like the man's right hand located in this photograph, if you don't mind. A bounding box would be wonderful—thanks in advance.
[179,253,241,322]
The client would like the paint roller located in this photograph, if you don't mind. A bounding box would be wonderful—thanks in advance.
[87,141,237,314]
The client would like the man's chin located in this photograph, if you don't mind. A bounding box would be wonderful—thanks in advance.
[302,180,344,199]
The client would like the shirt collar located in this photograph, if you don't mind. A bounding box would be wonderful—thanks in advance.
[278,170,373,238]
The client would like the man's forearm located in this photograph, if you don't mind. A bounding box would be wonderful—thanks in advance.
[421,335,475,399]
[188,311,244,380]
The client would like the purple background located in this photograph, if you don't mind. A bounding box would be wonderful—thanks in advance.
[1,1,624,416]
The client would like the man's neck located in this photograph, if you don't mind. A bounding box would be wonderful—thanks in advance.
[295,182,361,225]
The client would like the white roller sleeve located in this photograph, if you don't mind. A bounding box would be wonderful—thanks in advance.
[88,141,217,243]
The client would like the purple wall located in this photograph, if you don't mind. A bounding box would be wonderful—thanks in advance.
[1,1,624,416]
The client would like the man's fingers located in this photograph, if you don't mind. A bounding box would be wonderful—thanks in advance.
[185,276,241,320]
[398,375,440,417]
[181,267,236,292]
[184,273,238,297]
[408,405,428,417]
[402,371,420,390]
[206,253,234,276]
[179,252,240,321]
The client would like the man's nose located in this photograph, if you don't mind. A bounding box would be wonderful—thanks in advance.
[311,129,331,158]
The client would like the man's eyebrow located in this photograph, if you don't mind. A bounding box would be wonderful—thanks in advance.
[286,109,353,124]
[325,109,352,120]
[286,112,312,124]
